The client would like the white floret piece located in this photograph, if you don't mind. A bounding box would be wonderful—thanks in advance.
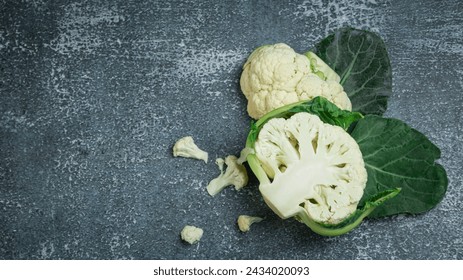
[237,215,264,232]
[180,225,204,245]
[240,43,351,119]
[173,136,208,163]
[254,113,367,225]
[206,155,248,196]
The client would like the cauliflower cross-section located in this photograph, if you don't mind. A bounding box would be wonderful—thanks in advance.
[240,43,351,119]
[254,112,367,225]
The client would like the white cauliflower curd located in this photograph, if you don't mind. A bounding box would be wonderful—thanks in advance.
[240,43,351,119]
[180,225,204,244]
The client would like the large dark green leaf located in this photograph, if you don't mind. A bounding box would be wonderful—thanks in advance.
[350,115,448,218]
[312,27,392,116]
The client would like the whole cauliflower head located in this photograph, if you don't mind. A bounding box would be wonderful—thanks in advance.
[240,43,352,119]
[254,112,367,225]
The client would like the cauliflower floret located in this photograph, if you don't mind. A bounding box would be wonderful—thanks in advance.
[254,112,367,225]
[173,136,208,163]
[206,155,248,196]
[237,215,263,232]
[240,43,351,119]
[180,225,203,244]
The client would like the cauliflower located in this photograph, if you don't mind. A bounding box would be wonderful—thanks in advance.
[237,215,263,232]
[252,112,367,225]
[173,136,208,163]
[180,225,204,244]
[243,97,403,236]
[240,43,351,119]
[206,155,248,196]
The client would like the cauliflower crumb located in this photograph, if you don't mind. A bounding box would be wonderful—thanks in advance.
[180,225,204,244]
[206,155,248,196]
[237,215,263,232]
[173,136,208,163]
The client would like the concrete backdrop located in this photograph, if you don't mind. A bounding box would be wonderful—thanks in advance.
[1,0,462,259]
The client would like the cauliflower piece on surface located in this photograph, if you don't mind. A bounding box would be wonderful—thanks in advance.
[237,215,263,232]
[206,155,248,196]
[180,225,204,244]
[240,43,351,119]
[254,112,367,224]
[173,136,208,163]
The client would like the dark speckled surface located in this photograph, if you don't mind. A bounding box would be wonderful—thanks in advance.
[0,0,462,259]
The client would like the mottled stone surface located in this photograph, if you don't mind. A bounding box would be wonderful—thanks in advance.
[0,0,461,259]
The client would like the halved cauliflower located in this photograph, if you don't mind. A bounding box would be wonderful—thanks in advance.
[254,112,367,225]
[240,43,351,119]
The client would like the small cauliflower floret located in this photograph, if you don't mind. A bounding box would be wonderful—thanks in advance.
[206,155,248,196]
[240,43,351,119]
[180,225,204,245]
[237,215,263,232]
[173,136,208,163]
[254,112,367,225]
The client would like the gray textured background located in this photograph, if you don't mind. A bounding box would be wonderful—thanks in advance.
[1,0,462,260]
